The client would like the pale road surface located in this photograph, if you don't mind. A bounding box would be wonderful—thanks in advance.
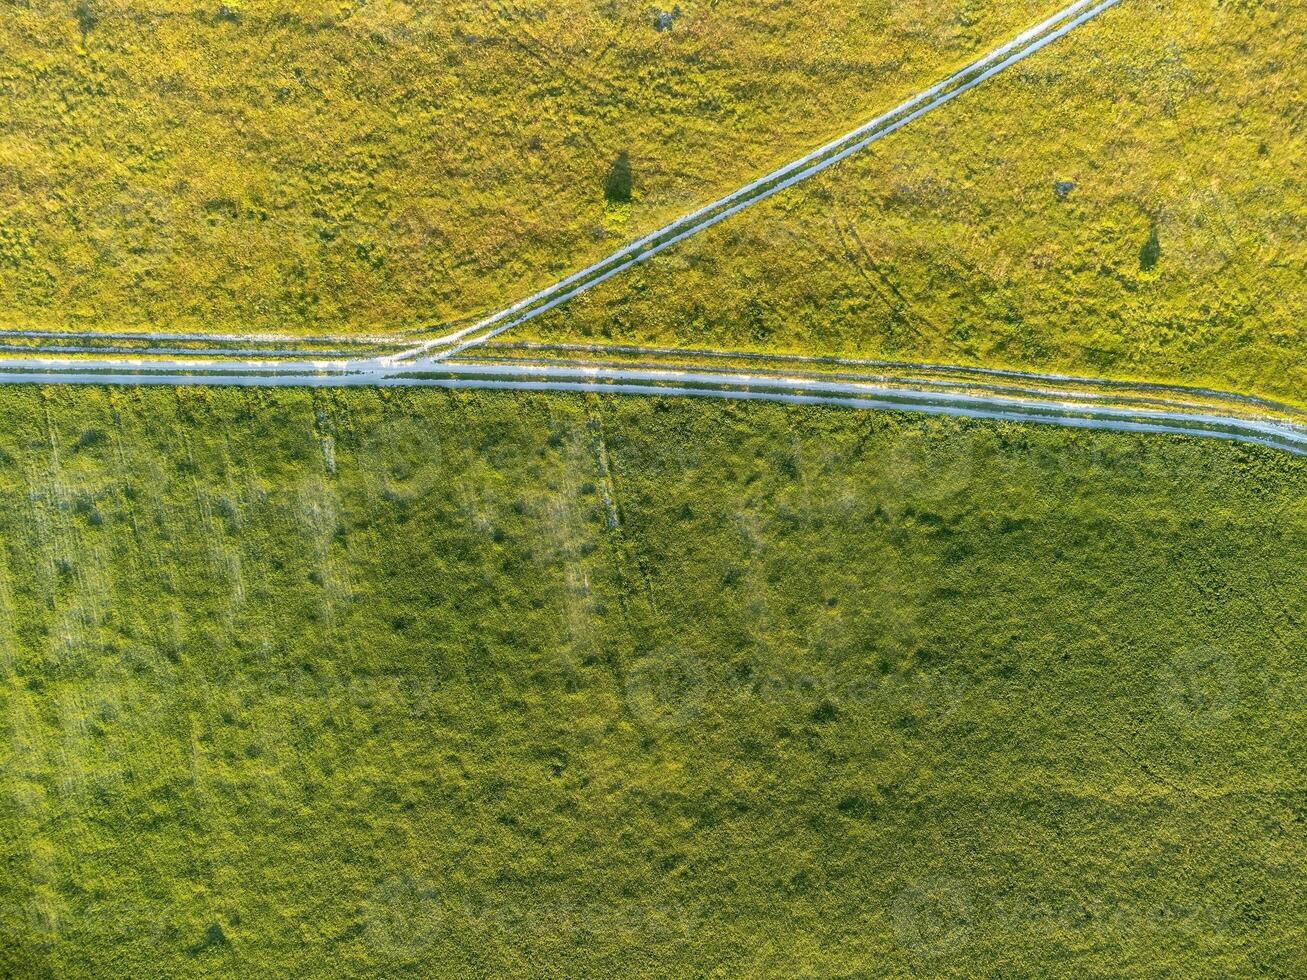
[0,349,1301,456]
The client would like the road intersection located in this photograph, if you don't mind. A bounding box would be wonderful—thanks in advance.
[3,0,1300,457]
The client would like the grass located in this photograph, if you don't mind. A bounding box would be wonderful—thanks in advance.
[0,0,1058,337]
[522,0,1306,405]
[0,385,1303,977]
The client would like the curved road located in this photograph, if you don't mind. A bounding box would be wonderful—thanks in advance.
[0,349,1300,456]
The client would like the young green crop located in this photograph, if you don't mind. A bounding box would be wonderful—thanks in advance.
[0,385,1302,977]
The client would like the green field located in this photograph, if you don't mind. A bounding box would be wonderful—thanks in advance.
[2,1,1304,974]
[1,386,1303,977]
[524,0,1306,404]
[0,0,1057,337]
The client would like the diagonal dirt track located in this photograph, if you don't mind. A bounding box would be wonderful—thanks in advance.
[391,0,1127,363]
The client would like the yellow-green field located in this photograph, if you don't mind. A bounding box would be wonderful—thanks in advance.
[0,0,1056,336]
[523,0,1305,403]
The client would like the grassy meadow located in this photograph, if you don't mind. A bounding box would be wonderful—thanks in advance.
[0,0,1058,337]
[0,385,1303,977]
[524,0,1306,404]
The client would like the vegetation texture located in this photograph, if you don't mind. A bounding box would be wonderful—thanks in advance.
[525,0,1306,404]
[0,386,1303,977]
[0,0,1056,336]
